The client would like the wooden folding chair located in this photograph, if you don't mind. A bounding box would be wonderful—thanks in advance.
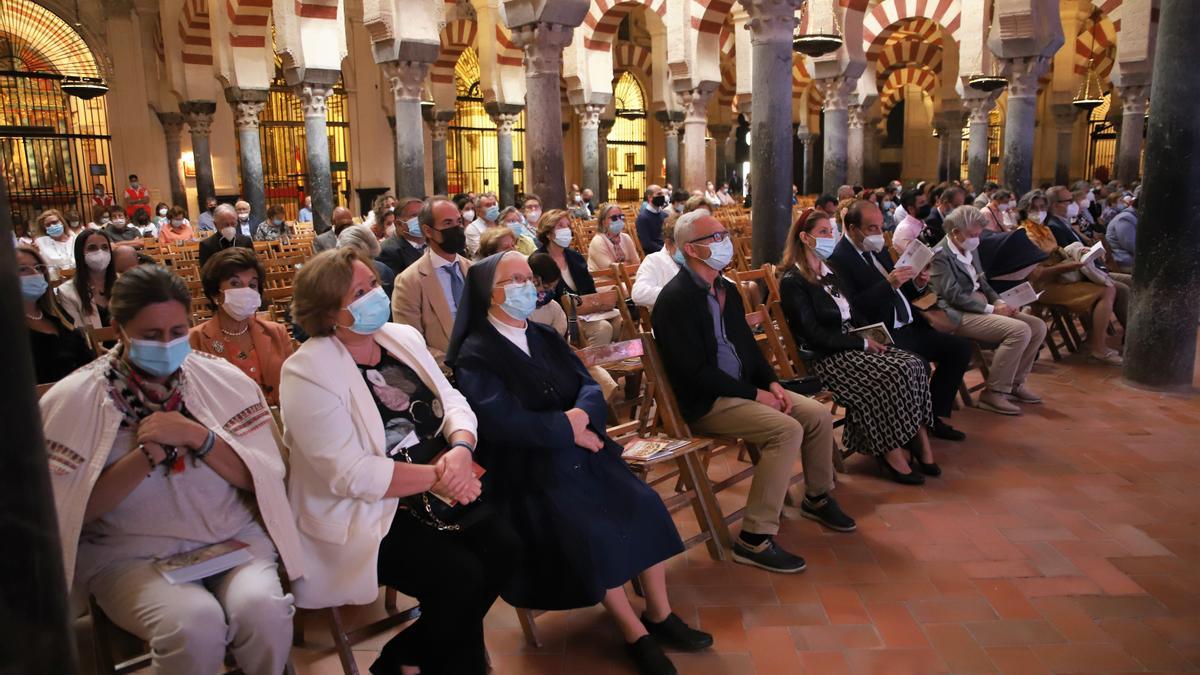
[85,325,119,358]
[293,588,419,675]
[513,335,730,648]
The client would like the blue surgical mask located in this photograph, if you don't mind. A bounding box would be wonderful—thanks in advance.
[812,236,837,259]
[344,286,390,335]
[500,281,537,320]
[484,205,500,222]
[699,237,734,271]
[553,228,573,248]
[46,223,64,237]
[508,220,527,237]
[273,218,284,227]
[20,274,47,301]
[406,217,422,238]
[609,219,624,235]
[127,334,191,378]
[672,248,686,266]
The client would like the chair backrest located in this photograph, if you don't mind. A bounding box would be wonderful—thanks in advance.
[85,325,119,358]
[743,309,798,380]
[764,299,810,377]
[574,333,692,440]
[731,235,752,272]
[589,265,621,291]
[613,273,652,334]
[727,264,777,312]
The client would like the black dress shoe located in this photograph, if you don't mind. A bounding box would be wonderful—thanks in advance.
[930,418,966,441]
[642,612,714,651]
[626,635,677,675]
[877,456,925,485]
[731,536,807,573]
[911,459,942,477]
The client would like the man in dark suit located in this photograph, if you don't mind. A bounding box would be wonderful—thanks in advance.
[377,196,426,275]
[922,186,966,245]
[653,211,854,575]
[198,203,253,267]
[829,200,972,441]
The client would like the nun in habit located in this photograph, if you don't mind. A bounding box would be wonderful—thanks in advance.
[446,252,712,675]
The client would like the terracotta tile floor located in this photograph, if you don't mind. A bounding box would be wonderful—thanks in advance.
[289,343,1200,674]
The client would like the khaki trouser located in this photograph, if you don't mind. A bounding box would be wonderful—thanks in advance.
[690,391,835,536]
[953,311,1047,394]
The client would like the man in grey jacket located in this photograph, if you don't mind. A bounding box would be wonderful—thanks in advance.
[929,206,1047,415]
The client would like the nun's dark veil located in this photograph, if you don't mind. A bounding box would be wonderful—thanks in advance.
[445,251,507,367]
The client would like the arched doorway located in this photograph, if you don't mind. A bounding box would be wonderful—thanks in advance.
[0,0,111,226]
[252,55,352,221]
[607,71,647,202]
[446,48,527,196]
[1085,92,1118,182]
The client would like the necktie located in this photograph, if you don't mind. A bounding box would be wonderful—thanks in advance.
[866,251,911,325]
[445,264,463,318]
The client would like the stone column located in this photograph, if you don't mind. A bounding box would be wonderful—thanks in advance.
[1124,0,1200,389]
[863,118,881,186]
[1116,84,1149,183]
[725,126,738,185]
[797,128,816,194]
[511,23,574,210]
[964,96,995,191]
[1051,103,1080,186]
[180,101,217,208]
[489,110,520,207]
[384,61,432,199]
[679,85,716,192]
[296,79,337,234]
[847,104,865,186]
[226,90,268,226]
[816,77,850,195]
[427,114,452,197]
[1001,57,1047,196]
[710,123,731,189]
[598,117,614,201]
[745,0,801,265]
[655,111,682,189]
[575,104,603,201]
[156,112,188,208]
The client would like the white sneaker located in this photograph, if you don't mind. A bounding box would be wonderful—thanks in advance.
[979,390,1022,415]
[1010,384,1042,404]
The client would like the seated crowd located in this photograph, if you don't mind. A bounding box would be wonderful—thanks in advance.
[26,172,1138,675]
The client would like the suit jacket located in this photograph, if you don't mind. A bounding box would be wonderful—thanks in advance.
[391,248,471,360]
[377,235,426,276]
[827,237,922,328]
[1047,214,1084,248]
[198,233,253,267]
[779,268,868,361]
[928,236,1000,326]
[651,268,776,422]
[923,208,946,244]
[311,230,337,254]
[189,315,293,405]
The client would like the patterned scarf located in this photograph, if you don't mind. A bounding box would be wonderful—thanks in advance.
[103,346,185,428]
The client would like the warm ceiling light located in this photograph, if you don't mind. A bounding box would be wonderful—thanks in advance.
[60,76,107,100]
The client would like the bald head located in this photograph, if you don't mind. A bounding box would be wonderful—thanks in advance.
[113,245,140,273]
[331,206,354,234]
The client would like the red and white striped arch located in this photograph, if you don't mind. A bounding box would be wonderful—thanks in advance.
[878,65,939,115]
[876,37,943,82]
[1091,0,1123,15]
[582,0,667,51]
[293,0,339,19]
[495,24,523,68]
[226,0,272,49]
[614,40,653,77]
[792,55,812,102]
[862,0,961,59]
[431,18,477,85]
[690,0,735,40]
[179,0,212,65]
[1074,12,1116,81]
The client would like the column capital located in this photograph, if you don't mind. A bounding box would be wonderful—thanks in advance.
[599,117,616,133]
[179,101,217,137]
[574,103,604,130]
[741,0,802,45]
[491,112,520,136]
[383,60,432,102]
[296,82,336,119]
[1116,84,1150,116]
[963,95,997,125]
[847,104,866,129]
[429,118,450,141]
[815,77,852,111]
[654,110,684,136]
[156,111,184,137]
[232,100,266,130]
[707,123,732,138]
[677,84,717,125]
[796,127,815,144]
[511,22,574,75]
[1051,102,1081,130]
[1001,56,1050,99]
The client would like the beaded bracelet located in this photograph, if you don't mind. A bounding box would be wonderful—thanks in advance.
[449,440,475,454]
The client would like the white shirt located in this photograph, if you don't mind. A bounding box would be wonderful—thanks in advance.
[892,214,925,253]
[631,248,681,309]
[948,238,994,314]
[488,314,530,356]
[464,217,489,258]
[850,239,913,329]
[893,204,908,223]
[34,234,76,271]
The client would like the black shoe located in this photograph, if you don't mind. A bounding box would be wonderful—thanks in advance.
[642,612,714,651]
[626,635,677,675]
[911,459,942,477]
[800,494,857,532]
[930,418,966,441]
[877,456,925,485]
[732,535,807,573]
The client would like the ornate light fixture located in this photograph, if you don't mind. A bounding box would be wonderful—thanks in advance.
[60,75,107,99]
[1073,26,1105,111]
[793,2,843,57]
[0,0,107,99]
[968,56,1008,92]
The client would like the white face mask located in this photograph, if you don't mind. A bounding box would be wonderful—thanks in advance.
[958,236,980,252]
[553,228,573,248]
[1027,210,1046,224]
[84,249,111,271]
[461,209,475,223]
[171,219,185,228]
[238,213,250,222]
[158,208,168,216]
[1065,202,1080,219]
[221,286,261,322]
[997,202,1012,212]
[862,234,885,253]
[220,226,237,240]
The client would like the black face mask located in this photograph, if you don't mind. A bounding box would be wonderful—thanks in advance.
[435,225,467,256]
[651,195,667,208]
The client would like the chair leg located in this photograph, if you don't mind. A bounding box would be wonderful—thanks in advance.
[516,608,542,648]
[327,607,360,675]
[88,596,118,675]
[384,587,399,614]
[681,451,731,560]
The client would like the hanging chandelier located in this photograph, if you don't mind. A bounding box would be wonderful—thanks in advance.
[1073,25,1105,111]
[793,2,843,57]
[968,53,1007,92]
[60,75,108,99]
[0,0,107,99]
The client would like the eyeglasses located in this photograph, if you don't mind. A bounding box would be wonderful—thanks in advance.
[495,273,538,288]
[1056,199,1073,204]
[689,231,729,244]
[609,214,625,222]
[18,264,47,275]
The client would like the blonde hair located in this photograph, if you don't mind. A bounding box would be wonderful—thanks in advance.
[36,209,65,235]
[535,209,572,248]
[594,203,623,234]
[478,226,516,258]
[292,248,380,337]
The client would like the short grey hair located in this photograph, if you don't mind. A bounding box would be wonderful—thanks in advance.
[1017,189,1047,214]
[1046,185,1072,204]
[673,209,712,248]
[337,224,381,258]
[213,203,237,224]
[942,205,987,236]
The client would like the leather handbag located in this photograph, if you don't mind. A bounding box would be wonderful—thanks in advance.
[390,435,487,531]
[911,290,957,334]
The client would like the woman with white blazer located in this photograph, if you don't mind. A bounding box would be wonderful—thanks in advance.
[281,248,518,675]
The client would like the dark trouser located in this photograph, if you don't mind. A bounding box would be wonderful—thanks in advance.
[892,322,972,419]
[376,507,519,675]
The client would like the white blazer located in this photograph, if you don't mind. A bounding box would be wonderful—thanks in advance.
[280,323,477,609]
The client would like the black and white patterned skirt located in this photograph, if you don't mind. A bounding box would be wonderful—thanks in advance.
[811,348,934,457]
